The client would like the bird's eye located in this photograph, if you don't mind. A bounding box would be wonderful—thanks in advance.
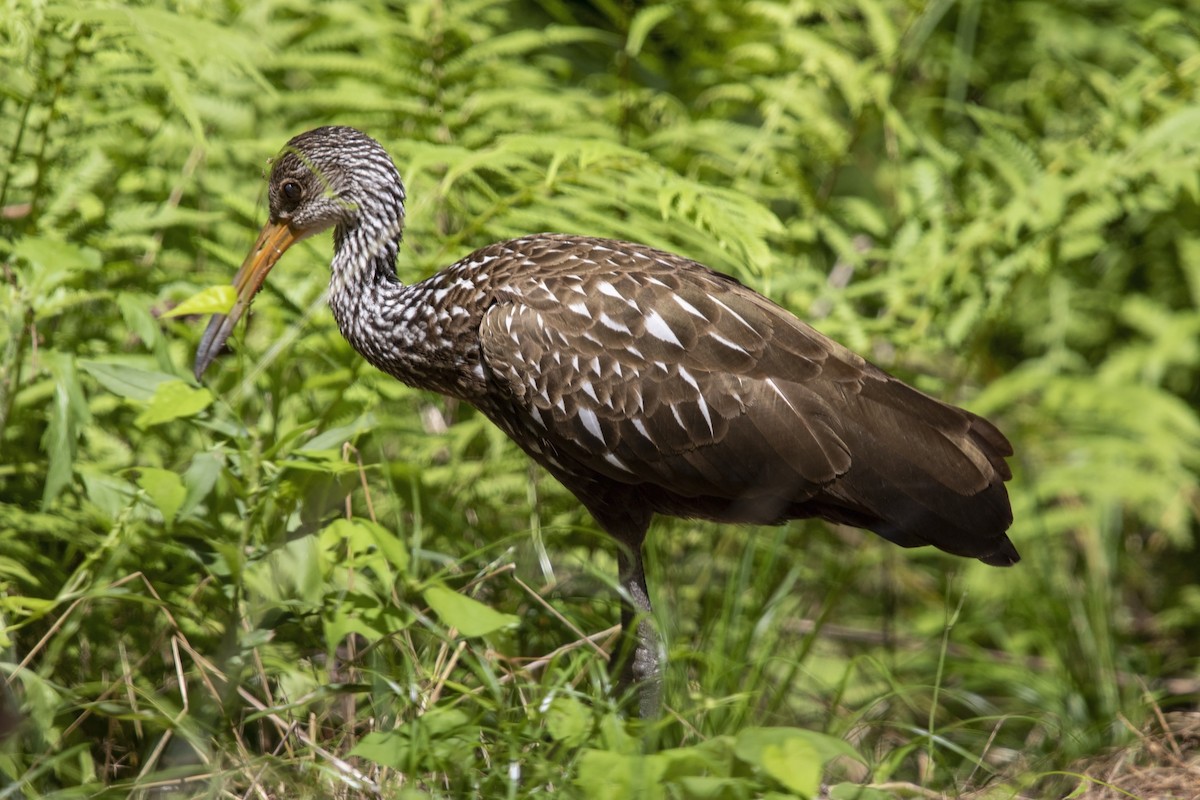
[281,181,302,202]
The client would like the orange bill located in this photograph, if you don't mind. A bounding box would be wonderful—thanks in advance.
[193,220,299,380]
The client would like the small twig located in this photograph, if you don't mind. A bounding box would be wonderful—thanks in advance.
[428,640,467,707]
[964,715,1008,788]
[497,627,619,684]
[1139,677,1186,761]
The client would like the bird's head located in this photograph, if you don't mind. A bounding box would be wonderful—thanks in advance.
[193,126,405,379]
[266,126,405,235]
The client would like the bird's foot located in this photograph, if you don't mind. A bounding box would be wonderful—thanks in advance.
[630,640,663,719]
[614,618,663,718]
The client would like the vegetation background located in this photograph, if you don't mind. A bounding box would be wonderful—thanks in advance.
[1,0,1198,797]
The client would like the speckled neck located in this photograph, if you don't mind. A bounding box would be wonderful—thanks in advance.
[326,209,487,400]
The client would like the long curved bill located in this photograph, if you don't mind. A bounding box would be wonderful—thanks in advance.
[194,220,299,380]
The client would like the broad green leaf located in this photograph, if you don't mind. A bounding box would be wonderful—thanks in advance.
[135,380,212,427]
[658,736,738,781]
[734,728,861,797]
[599,708,638,755]
[422,584,518,637]
[80,361,178,402]
[7,667,66,738]
[735,727,862,767]
[160,284,236,318]
[759,738,819,796]
[135,467,185,528]
[576,750,666,800]
[0,594,56,618]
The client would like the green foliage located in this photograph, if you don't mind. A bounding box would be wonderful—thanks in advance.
[1,0,1198,797]
[573,726,860,799]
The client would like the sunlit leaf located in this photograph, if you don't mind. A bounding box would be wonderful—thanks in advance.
[422,584,518,637]
[160,285,236,318]
[135,467,185,528]
[135,380,213,428]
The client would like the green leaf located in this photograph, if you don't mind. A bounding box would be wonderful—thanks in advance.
[350,709,474,771]
[80,361,178,402]
[672,776,752,800]
[323,590,412,644]
[298,413,379,451]
[422,584,519,637]
[320,517,409,577]
[244,534,324,607]
[349,731,405,770]
[178,451,223,519]
[40,353,90,507]
[135,467,186,528]
[626,5,675,57]
[135,380,213,428]
[734,728,860,797]
[544,696,591,747]
[118,293,168,359]
[658,736,737,781]
[576,750,667,800]
[80,469,138,522]
[760,738,819,796]
[160,285,236,318]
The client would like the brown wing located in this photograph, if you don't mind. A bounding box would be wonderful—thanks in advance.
[477,239,1016,565]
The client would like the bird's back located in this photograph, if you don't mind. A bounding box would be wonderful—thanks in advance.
[435,234,1018,566]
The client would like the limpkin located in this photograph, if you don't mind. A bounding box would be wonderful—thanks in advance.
[195,126,1017,716]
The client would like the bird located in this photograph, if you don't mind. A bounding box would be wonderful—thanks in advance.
[194,125,1017,717]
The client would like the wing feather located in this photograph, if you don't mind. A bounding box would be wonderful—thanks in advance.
[474,237,1014,562]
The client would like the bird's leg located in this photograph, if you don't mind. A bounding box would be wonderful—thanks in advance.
[616,543,663,718]
[571,490,661,715]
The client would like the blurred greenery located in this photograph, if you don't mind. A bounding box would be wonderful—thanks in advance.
[1,0,1198,797]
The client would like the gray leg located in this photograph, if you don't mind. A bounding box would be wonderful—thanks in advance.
[617,544,662,718]
[568,490,661,716]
